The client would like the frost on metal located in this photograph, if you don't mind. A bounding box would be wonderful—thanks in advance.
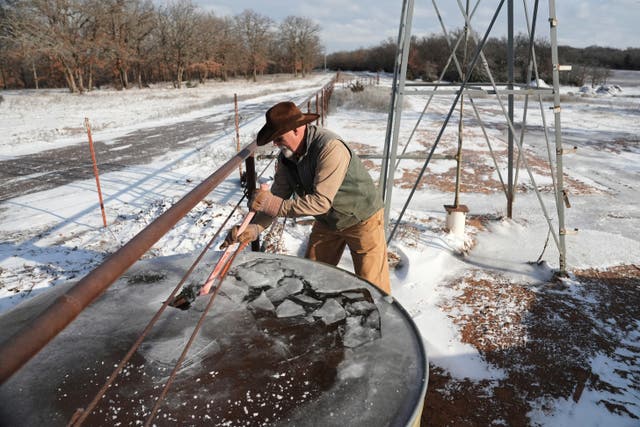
[0,253,426,427]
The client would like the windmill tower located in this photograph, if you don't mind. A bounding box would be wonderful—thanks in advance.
[380,0,574,275]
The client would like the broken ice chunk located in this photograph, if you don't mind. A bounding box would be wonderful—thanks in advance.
[290,294,322,307]
[248,292,275,313]
[312,299,346,325]
[279,277,304,290]
[364,309,380,329]
[265,277,304,303]
[309,281,360,295]
[346,300,377,315]
[342,291,367,301]
[242,260,286,283]
[276,300,306,318]
[220,281,248,304]
[235,269,273,289]
[343,316,381,348]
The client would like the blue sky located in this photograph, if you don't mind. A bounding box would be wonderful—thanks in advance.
[193,0,639,53]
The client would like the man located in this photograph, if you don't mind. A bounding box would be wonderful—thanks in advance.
[225,101,391,294]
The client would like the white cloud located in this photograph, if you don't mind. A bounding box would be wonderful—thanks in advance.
[194,0,639,51]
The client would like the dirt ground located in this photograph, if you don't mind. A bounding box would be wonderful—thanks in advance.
[382,128,640,425]
[419,262,640,426]
[0,112,237,201]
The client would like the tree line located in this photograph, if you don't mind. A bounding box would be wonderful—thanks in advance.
[0,0,323,92]
[327,32,640,87]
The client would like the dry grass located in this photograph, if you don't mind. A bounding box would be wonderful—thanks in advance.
[330,85,393,113]
[422,264,640,426]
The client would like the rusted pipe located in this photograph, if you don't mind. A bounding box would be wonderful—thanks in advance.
[0,142,257,384]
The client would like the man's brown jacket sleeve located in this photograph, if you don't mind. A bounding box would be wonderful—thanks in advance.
[253,139,350,228]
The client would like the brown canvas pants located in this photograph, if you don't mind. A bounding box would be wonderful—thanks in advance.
[305,209,391,294]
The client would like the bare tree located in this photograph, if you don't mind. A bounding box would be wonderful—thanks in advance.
[235,9,273,82]
[128,0,156,88]
[279,16,322,77]
[2,2,339,90]
[186,12,225,84]
[7,0,98,93]
[156,0,200,88]
[0,0,20,88]
[213,16,244,81]
[98,0,155,89]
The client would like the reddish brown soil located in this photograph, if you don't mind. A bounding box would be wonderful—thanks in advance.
[421,264,640,426]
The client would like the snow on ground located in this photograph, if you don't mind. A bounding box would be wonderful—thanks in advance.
[1,70,639,425]
[0,74,329,159]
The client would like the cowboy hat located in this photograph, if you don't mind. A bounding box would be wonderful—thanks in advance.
[257,102,319,146]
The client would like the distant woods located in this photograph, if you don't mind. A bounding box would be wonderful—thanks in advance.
[2,1,638,93]
[327,34,640,87]
[0,0,323,92]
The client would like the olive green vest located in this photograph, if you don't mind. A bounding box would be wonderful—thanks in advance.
[280,125,382,230]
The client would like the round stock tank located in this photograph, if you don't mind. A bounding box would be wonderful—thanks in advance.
[0,252,428,426]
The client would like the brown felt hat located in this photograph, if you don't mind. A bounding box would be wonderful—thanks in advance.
[257,102,319,146]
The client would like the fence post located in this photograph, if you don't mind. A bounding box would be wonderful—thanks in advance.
[321,89,325,127]
[244,154,260,251]
[84,118,107,228]
[234,94,243,180]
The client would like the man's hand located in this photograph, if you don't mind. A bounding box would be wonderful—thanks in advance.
[249,189,283,217]
[220,224,263,249]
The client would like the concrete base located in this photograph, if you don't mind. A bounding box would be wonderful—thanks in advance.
[444,204,469,238]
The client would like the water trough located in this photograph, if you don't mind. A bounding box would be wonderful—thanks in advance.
[0,252,427,426]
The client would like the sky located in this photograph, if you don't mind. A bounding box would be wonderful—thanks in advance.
[192,0,640,53]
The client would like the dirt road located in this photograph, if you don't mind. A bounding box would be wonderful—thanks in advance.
[0,110,244,201]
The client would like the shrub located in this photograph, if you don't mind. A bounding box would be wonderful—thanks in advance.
[349,81,365,92]
[330,86,396,113]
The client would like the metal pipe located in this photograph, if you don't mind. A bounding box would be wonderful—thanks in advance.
[454,0,470,208]
[380,0,412,200]
[507,0,515,218]
[0,142,258,384]
[361,153,455,160]
[512,0,540,199]
[405,88,554,95]
[382,0,416,233]
[548,0,568,274]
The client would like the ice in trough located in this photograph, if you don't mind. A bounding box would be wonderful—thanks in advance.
[0,252,427,427]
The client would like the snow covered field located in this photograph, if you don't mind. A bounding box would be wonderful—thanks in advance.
[1,70,639,425]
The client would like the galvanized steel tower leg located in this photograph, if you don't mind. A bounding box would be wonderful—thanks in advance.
[381,0,415,233]
[548,0,567,275]
[507,0,515,218]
